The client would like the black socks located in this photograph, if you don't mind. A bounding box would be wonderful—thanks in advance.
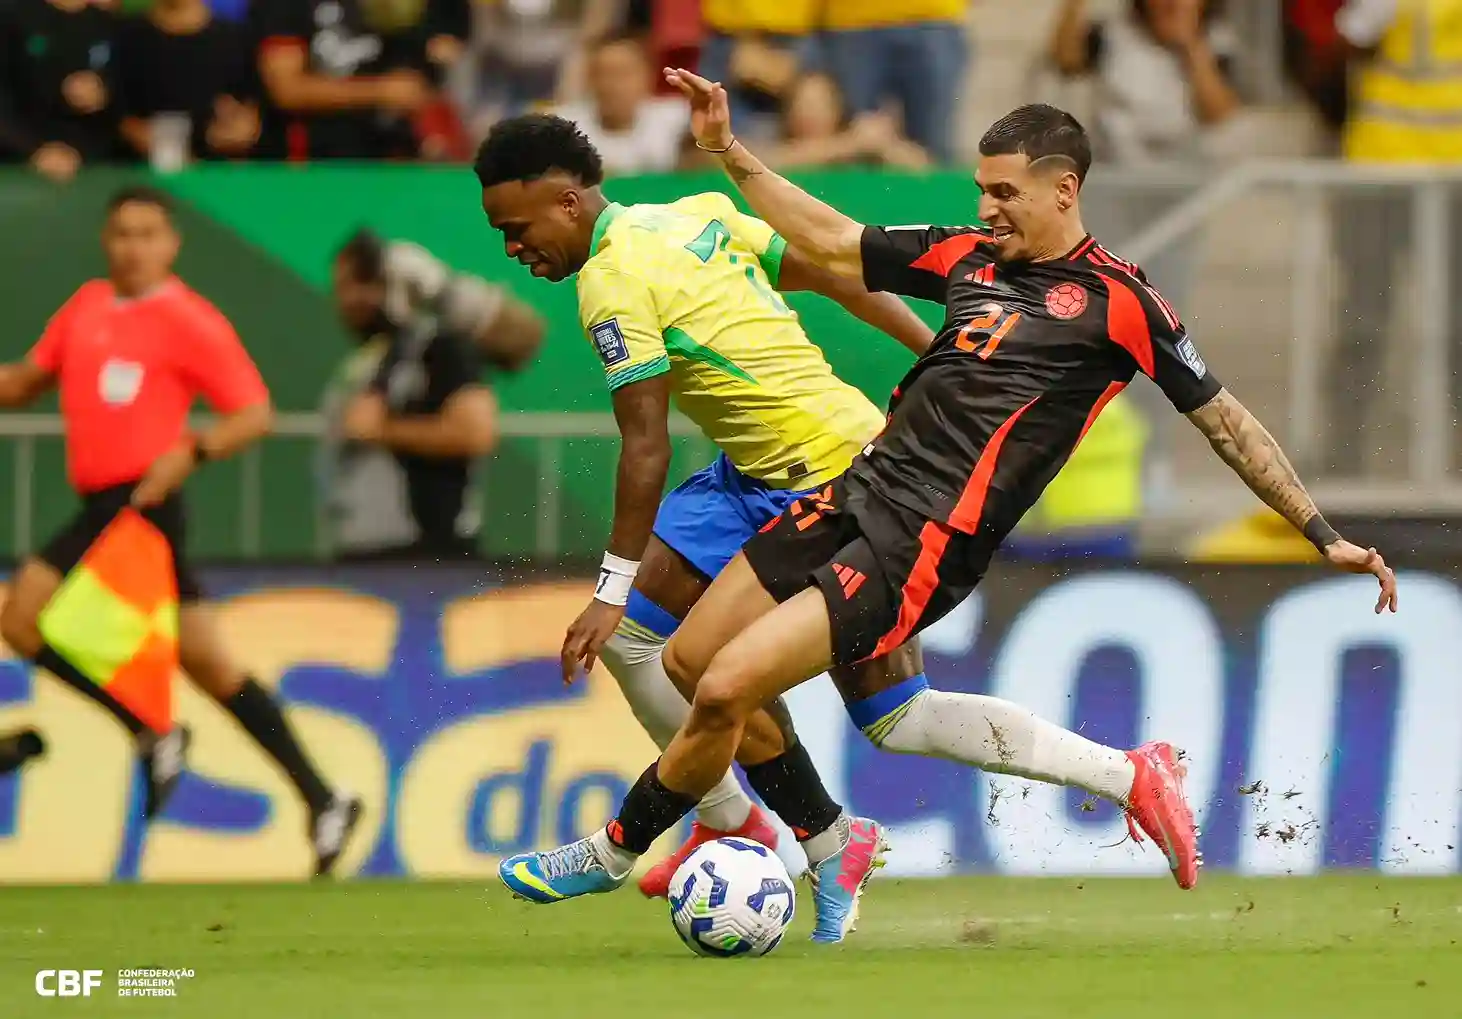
[609,762,700,854]
[610,742,845,855]
[743,742,843,841]
[226,678,333,816]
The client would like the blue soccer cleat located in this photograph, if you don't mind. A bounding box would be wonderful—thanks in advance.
[499,832,630,904]
[805,816,889,943]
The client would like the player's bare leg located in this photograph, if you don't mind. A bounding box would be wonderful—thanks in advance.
[0,558,189,816]
[658,550,787,761]
[613,583,885,941]
[603,536,780,897]
[666,555,867,862]
[179,603,361,876]
[637,548,1198,891]
[658,586,831,799]
[501,563,874,937]
[829,621,1200,889]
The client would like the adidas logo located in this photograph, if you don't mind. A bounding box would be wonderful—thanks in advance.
[831,563,866,599]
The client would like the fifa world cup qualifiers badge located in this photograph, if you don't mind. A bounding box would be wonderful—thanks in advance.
[590,319,629,367]
[1176,336,1207,377]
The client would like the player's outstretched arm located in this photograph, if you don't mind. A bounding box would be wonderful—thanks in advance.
[779,246,934,356]
[666,68,866,282]
[1187,388,1398,612]
[0,361,54,408]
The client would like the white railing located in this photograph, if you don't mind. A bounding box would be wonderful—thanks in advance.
[1114,162,1462,521]
[0,412,713,558]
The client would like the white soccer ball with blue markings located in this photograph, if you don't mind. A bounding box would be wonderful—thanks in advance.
[668,836,795,958]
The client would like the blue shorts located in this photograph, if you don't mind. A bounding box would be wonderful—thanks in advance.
[625,454,814,639]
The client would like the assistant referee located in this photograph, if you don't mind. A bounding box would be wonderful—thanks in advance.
[0,186,360,876]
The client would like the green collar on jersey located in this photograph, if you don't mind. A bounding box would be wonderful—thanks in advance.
[589,202,626,258]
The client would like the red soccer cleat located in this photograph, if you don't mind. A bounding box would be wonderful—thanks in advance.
[1124,741,1202,890]
[637,804,780,898]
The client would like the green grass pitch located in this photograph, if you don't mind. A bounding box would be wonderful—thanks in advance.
[1,875,1458,1017]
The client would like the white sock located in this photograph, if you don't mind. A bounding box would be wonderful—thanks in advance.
[590,826,637,878]
[601,628,755,832]
[875,690,1136,804]
[799,812,851,866]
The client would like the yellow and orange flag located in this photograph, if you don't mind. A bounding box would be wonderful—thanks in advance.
[38,509,178,733]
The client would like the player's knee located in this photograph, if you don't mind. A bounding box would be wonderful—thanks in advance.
[0,601,40,659]
[690,669,755,732]
[661,636,706,701]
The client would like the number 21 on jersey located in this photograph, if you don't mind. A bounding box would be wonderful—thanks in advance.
[954,301,1020,359]
[684,219,789,314]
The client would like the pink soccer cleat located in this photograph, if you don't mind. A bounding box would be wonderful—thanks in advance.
[637,803,780,898]
[1124,741,1202,889]
[806,816,888,943]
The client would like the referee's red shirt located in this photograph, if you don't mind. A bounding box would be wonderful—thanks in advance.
[28,278,269,494]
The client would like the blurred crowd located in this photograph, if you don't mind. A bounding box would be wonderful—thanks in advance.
[4,0,1459,184]
[1,0,974,180]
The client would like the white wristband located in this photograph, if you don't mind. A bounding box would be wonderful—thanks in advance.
[594,552,639,607]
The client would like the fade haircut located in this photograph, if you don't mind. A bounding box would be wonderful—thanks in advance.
[105,185,175,219]
[978,104,1092,184]
[473,114,605,190]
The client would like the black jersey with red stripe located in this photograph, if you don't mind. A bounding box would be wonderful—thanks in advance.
[848,224,1221,566]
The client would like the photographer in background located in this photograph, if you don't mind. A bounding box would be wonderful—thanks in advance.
[321,230,544,561]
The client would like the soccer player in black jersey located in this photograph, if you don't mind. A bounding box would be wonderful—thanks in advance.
[502,79,1398,923]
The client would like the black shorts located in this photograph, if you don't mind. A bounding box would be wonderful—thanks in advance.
[38,484,203,602]
[743,475,989,667]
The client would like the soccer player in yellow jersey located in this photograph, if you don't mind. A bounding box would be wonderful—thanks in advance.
[475,114,933,942]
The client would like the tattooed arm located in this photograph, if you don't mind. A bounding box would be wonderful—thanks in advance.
[1186,388,1323,534]
[1187,388,1398,612]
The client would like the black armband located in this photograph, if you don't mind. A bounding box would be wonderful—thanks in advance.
[1303,514,1341,553]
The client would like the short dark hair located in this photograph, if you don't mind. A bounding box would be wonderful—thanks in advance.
[336,227,386,281]
[105,184,174,219]
[978,104,1092,183]
[473,114,604,190]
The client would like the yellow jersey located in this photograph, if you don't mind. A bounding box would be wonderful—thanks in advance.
[822,0,968,30]
[1344,0,1462,163]
[576,193,885,490]
[702,0,820,35]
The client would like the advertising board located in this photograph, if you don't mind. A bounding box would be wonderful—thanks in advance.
[0,564,1453,882]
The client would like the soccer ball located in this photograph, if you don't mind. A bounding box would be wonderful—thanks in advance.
[668,836,795,958]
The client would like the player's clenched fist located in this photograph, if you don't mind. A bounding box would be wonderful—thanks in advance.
[663,68,735,152]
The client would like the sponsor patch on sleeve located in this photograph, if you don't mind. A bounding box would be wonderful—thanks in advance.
[1176,335,1207,377]
[589,319,629,367]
